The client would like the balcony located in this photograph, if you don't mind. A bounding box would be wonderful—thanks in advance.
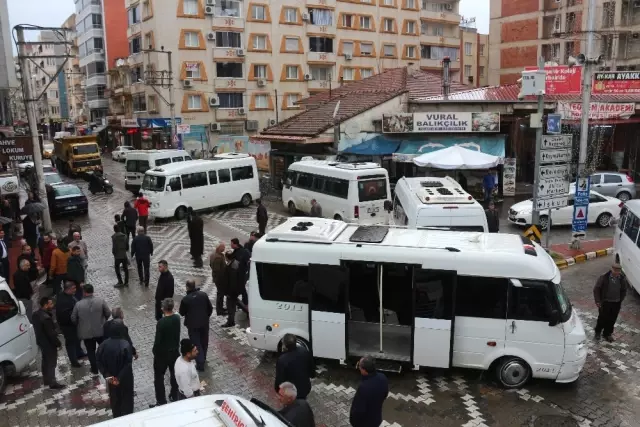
[306,24,336,36]
[212,47,245,61]
[212,16,245,29]
[77,4,101,22]
[306,0,336,7]
[420,35,459,47]
[215,108,246,121]
[79,50,106,68]
[307,79,333,90]
[87,99,109,110]
[86,74,107,87]
[307,51,336,63]
[214,78,247,90]
[129,52,144,66]
[419,57,460,70]
[77,28,104,46]
[127,22,142,38]
[420,10,461,25]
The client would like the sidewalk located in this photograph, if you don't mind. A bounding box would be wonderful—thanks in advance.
[550,238,614,269]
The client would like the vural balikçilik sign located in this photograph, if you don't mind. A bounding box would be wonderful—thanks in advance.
[0,136,35,163]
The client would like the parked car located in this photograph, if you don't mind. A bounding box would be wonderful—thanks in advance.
[111,146,134,162]
[46,184,88,217]
[589,172,636,202]
[43,172,64,189]
[18,161,55,176]
[508,189,622,230]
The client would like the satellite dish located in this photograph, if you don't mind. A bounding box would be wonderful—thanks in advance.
[345,122,360,139]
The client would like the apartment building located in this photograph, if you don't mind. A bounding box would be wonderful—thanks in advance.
[0,0,17,128]
[118,0,472,143]
[63,15,88,124]
[24,32,63,122]
[460,24,489,87]
[489,0,640,85]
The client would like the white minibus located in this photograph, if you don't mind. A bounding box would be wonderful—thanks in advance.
[614,200,640,292]
[125,150,191,194]
[0,279,38,393]
[392,176,489,232]
[282,160,391,225]
[247,218,587,388]
[142,154,260,219]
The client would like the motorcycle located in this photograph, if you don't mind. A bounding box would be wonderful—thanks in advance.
[88,172,114,195]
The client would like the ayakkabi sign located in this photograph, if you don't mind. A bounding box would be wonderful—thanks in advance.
[383,112,500,133]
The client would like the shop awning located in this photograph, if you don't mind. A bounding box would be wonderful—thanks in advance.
[340,134,400,155]
[393,135,506,162]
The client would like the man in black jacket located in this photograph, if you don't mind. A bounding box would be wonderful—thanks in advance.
[594,263,629,342]
[16,244,39,282]
[274,334,314,399]
[151,298,181,407]
[189,212,204,268]
[56,282,84,367]
[33,297,65,389]
[121,201,138,246]
[0,229,9,280]
[231,238,250,308]
[278,382,316,427]
[131,226,153,287]
[112,224,129,288]
[484,201,500,233]
[13,259,34,322]
[256,199,268,236]
[155,260,174,320]
[103,307,138,360]
[349,357,389,427]
[66,245,85,300]
[178,280,212,371]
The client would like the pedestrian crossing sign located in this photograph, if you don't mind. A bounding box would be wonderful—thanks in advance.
[575,207,585,219]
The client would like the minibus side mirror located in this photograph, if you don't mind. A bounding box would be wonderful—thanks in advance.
[17,301,25,315]
[549,309,560,327]
[384,200,393,212]
[165,186,172,192]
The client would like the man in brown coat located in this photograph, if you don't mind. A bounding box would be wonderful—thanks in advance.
[594,263,628,342]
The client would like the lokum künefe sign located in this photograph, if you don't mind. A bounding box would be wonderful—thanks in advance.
[0,136,35,162]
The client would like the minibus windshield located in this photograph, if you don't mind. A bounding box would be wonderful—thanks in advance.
[142,175,166,192]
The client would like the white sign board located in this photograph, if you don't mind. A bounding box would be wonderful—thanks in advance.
[535,195,568,210]
[176,124,191,134]
[538,177,570,198]
[521,70,546,96]
[540,148,572,163]
[539,164,570,180]
[541,134,572,150]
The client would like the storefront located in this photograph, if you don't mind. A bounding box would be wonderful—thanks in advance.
[136,117,182,150]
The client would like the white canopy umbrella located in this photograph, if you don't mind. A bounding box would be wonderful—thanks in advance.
[412,145,501,170]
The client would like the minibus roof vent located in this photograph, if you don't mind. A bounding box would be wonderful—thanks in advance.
[291,221,314,231]
[349,226,389,243]
[420,181,444,188]
[334,162,380,170]
[417,186,474,204]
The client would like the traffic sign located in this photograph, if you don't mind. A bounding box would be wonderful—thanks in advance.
[173,134,179,143]
[524,225,542,243]
[539,164,570,179]
[538,177,570,198]
[547,114,562,134]
[540,148,572,163]
[575,177,589,197]
[541,134,572,150]
[572,176,590,235]
[536,195,568,210]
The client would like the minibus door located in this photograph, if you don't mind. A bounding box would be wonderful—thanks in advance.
[412,269,456,368]
[307,264,348,361]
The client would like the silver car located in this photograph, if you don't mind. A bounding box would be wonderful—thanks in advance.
[590,172,636,201]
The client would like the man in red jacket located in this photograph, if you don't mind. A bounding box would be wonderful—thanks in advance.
[134,193,150,233]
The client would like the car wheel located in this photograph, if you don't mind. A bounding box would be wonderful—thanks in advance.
[617,191,632,202]
[334,214,343,221]
[0,365,6,394]
[495,357,531,389]
[175,206,188,220]
[538,215,550,231]
[288,201,297,215]
[240,193,252,207]
[597,212,612,228]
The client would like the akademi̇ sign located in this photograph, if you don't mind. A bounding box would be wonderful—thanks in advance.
[556,102,635,120]
[382,112,500,133]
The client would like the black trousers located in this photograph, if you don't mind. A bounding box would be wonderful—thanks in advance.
[153,355,179,404]
[0,258,9,280]
[215,287,225,315]
[595,301,622,337]
[61,326,81,364]
[41,346,57,385]
[187,327,208,370]
[136,257,150,285]
[125,227,135,246]
[84,336,104,373]
[155,299,163,321]
[139,216,148,233]
[51,274,65,295]
[108,375,134,418]
[258,221,267,236]
[114,258,129,284]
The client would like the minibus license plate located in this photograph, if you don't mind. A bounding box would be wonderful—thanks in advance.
[65,206,76,210]
[367,207,380,214]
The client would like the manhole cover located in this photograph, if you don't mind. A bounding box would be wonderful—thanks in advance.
[533,415,578,427]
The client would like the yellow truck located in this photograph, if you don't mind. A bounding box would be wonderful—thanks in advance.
[53,135,103,176]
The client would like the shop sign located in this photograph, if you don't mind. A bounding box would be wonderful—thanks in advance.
[0,136,35,162]
[177,124,191,134]
[120,118,139,127]
[557,102,636,120]
[383,112,500,133]
[524,65,582,95]
[593,72,640,94]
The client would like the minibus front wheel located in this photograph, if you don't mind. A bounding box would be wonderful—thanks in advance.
[495,356,531,389]
[175,206,188,220]
[0,363,9,394]
[277,335,310,354]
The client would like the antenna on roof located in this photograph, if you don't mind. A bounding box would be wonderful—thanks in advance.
[332,101,341,119]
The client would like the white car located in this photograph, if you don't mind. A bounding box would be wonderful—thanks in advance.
[508,189,622,230]
[111,146,133,161]
[18,161,56,176]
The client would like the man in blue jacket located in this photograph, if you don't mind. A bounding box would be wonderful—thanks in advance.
[349,356,389,427]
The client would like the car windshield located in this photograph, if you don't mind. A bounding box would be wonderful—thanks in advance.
[72,144,98,155]
[358,178,388,202]
[142,175,166,192]
[54,186,82,197]
[44,174,62,185]
[554,282,572,319]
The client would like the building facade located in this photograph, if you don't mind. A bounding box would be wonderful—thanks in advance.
[460,25,489,87]
[0,0,17,129]
[114,0,490,149]
[64,14,88,125]
[26,32,63,123]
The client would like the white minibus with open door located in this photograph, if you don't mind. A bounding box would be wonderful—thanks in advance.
[614,199,640,292]
[246,218,587,388]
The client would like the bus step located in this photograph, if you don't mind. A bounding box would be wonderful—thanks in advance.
[374,360,403,373]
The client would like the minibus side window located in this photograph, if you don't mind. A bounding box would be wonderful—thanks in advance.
[624,212,640,244]
[455,276,508,319]
[181,172,208,189]
[507,283,552,322]
[156,158,171,166]
[172,157,184,163]
[296,173,312,190]
[231,166,254,181]
[168,177,182,191]
[0,290,18,323]
[208,170,218,185]
[219,169,231,183]
[618,207,628,231]
[255,262,309,303]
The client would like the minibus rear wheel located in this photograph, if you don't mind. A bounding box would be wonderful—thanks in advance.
[277,336,310,353]
[495,356,531,389]
[175,206,188,220]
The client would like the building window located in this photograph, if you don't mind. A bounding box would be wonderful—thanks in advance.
[215,0,241,17]
[219,92,244,108]
[309,37,333,53]
[464,65,472,77]
[310,66,331,80]
[360,16,372,29]
[143,0,152,19]
[253,35,267,50]
[216,32,242,48]
[383,44,395,57]
[286,65,299,79]
[148,95,158,112]
[421,21,428,34]
[479,44,485,56]
[284,7,297,23]
[421,45,459,61]
[287,93,300,108]
[131,65,143,83]
[383,0,394,5]
[343,68,355,80]
[183,0,198,15]
[309,8,333,25]
[217,62,243,78]
[405,45,416,58]
[406,0,415,8]
[255,94,268,109]
[360,42,373,56]
[184,31,200,48]
[254,64,267,78]
[185,62,201,79]
[383,18,394,32]
[342,14,354,28]
[342,41,354,55]
[128,5,141,25]
[465,42,472,55]
[87,61,106,76]
[48,90,59,99]
[187,94,202,110]
[144,33,153,50]
[251,4,266,20]
[129,36,142,55]
[406,20,416,34]
[432,25,444,36]
[361,68,373,78]
[133,93,147,111]
[285,37,299,52]
[479,66,485,77]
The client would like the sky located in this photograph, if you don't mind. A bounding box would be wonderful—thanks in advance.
[6,0,490,48]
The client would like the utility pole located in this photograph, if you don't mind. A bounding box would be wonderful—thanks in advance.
[143,47,176,147]
[530,56,546,228]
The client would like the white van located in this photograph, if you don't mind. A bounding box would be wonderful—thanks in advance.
[614,200,640,292]
[0,280,38,393]
[90,395,291,427]
[392,176,489,232]
[246,218,587,388]
[283,160,391,224]
[125,150,192,194]
[142,154,260,219]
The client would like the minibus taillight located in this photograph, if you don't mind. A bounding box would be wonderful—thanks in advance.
[619,202,625,208]
[354,206,360,218]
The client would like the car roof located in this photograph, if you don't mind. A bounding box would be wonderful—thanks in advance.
[53,183,81,190]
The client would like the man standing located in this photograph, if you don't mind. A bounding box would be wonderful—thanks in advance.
[71,284,111,374]
[256,198,268,236]
[189,212,204,268]
[32,297,65,389]
[112,224,129,288]
[594,263,628,342]
[122,201,138,246]
[244,231,258,255]
[16,244,39,282]
[485,201,500,233]
[155,260,174,321]
[67,218,81,241]
[151,298,181,407]
[310,199,322,218]
[67,246,85,300]
[49,237,70,295]
[174,339,201,400]
[96,320,135,418]
[482,169,496,204]
[2,198,14,244]
[278,382,316,427]
[13,259,34,322]
[56,282,85,367]
[349,357,389,427]
[41,233,56,285]
[68,232,88,270]
[275,334,314,399]
[0,229,9,280]
[131,226,153,287]
[134,193,150,233]
[230,238,250,309]
[178,280,212,372]
[103,308,138,360]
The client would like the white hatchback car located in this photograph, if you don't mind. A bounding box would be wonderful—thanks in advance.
[111,146,133,161]
[508,189,622,230]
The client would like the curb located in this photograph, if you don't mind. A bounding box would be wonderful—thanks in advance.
[554,247,615,269]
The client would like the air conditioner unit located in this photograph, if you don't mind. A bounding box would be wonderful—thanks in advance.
[206,0,216,5]
[268,118,277,126]
[304,73,313,81]
[209,123,220,132]
[209,97,219,107]
[345,53,353,60]
[205,5,214,14]
[302,13,310,21]
[257,79,267,87]
[183,79,193,88]
[468,76,474,83]
[238,107,246,115]
[236,48,245,57]
[246,120,259,131]
[206,32,216,41]
[445,3,453,10]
